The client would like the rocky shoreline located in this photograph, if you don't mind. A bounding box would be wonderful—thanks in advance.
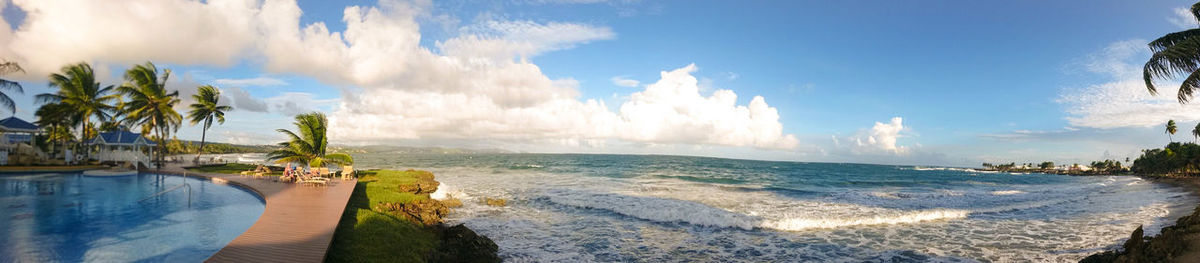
[1081,176,1200,263]
[381,170,500,262]
[331,169,500,263]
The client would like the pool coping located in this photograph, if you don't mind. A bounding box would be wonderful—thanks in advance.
[154,163,357,263]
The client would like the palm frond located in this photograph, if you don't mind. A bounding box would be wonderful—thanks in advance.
[324,153,354,166]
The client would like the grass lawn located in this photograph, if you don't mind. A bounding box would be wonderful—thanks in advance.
[185,163,283,176]
[325,170,438,263]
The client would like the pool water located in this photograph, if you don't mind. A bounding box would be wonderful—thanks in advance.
[0,173,265,262]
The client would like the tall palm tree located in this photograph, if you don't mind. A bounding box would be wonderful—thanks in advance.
[1144,2,1200,102]
[1168,119,1179,142]
[36,62,119,145]
[0,60,25,115]
[118,62,181,166]
[268,112,353,168]
[187,85,232,160]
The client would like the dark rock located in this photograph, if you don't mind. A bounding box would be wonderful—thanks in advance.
[1122,225,1144,255]
[414,180,440,195]
[432,224,500,263]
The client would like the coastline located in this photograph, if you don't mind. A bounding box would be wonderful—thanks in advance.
[1081,175,1200,262]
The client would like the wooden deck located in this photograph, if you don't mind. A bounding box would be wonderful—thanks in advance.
[156,163,356,263]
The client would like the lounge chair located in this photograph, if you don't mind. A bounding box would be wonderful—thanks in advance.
[340,165,354,180]
[298,172,329,185]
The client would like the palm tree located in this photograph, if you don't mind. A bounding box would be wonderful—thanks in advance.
[187,85,232,160]
[34,103,77,156]
[118,62,181,166]
[36,62,119,145]
[1144,2,1200,102]
[1168,119,1179,142]
[268,112,353,168]
[0,60,25,115]
[1193,122,1200,143]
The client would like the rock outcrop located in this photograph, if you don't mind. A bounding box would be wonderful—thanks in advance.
[483,197,507,207]
[396,170,441,195]
[431,224,501,263]
[375,199,451,226]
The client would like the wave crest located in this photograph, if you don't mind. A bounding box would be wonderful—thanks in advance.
[761,209,969,231]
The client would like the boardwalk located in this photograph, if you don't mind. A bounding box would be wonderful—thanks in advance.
[156,164,356,263]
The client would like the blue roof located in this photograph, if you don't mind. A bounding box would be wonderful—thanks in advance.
[0,117,38,132]
[89,130,157,146]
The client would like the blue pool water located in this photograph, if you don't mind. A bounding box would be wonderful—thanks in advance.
[0,173,264,262]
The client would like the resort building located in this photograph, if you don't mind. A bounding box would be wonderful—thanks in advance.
[87,130,157,168]
[0,117,42,165]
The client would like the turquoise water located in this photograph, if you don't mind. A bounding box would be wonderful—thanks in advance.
[0,173,264,262]
[354,153,1197,262]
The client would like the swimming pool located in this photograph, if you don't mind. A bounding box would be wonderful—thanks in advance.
[0,172,265,262]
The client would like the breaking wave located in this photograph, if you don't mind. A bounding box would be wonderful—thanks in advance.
[762,209,970,231]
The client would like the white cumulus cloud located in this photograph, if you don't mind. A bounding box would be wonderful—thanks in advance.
[833,117,908,155]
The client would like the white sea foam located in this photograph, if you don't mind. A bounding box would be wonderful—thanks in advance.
[991,190,1024,195]
[430,183,450,200]
[761,209,969,231]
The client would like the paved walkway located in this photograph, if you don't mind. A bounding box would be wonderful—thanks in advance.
[155,164,356,263]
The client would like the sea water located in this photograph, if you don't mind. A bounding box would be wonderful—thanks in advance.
[353,153,1195,262]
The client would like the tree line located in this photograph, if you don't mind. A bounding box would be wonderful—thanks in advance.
[0,61,233,165]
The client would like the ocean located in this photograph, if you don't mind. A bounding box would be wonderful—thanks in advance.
[350,153,1193,262]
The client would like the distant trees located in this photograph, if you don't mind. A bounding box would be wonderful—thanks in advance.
[1039,161,1055,169]
[1090,160,1125,174]
[1131,142,1200,176]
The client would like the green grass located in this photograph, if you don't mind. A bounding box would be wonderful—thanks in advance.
[186,163,283,176]
[325,170,438,263]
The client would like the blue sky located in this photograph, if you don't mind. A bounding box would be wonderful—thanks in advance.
[0,0,1197,166]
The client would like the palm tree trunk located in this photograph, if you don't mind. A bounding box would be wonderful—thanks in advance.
[157,123,165,167]
[196,126,207,162]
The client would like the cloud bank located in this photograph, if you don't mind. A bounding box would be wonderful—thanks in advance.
[0,0,798,150]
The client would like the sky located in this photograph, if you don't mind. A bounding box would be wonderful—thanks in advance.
[0,0,1197,167]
